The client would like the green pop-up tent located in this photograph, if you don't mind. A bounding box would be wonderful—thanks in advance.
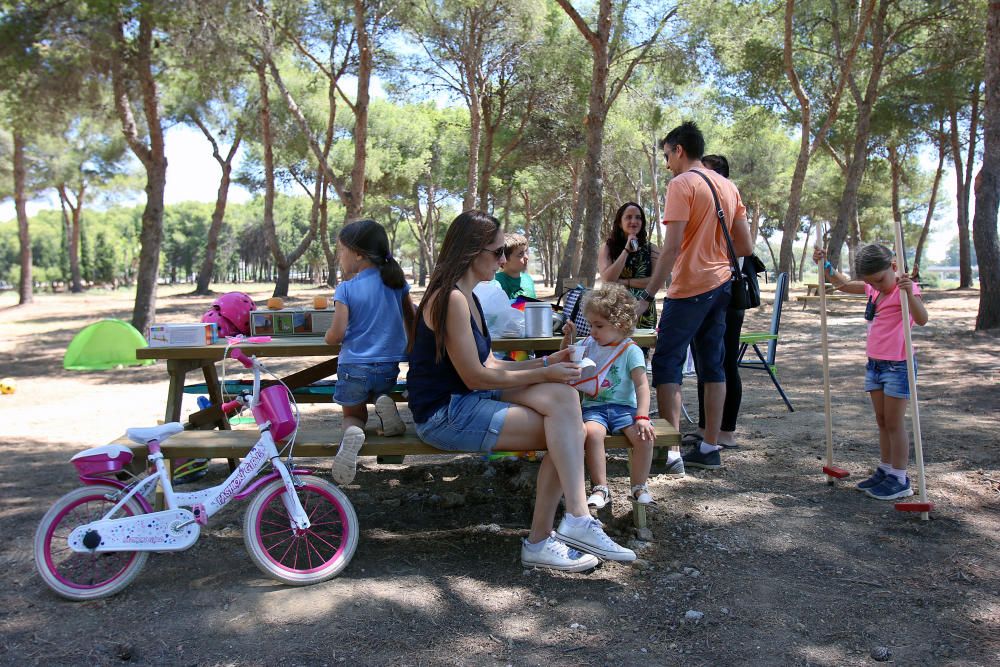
[63,319,155,371]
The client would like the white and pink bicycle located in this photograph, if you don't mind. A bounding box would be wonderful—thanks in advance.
[34,341,359,600]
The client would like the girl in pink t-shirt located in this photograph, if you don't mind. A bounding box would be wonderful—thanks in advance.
[814,244,929,501]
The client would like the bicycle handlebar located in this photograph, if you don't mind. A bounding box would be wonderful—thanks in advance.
[229,347,253,369]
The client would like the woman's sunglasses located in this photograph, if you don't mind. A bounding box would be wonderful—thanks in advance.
[484,246,506,259]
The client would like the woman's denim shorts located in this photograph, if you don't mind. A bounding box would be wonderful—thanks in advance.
[414,390,509,454]
[334,362,401,406]
[582,403,636,434]
[864,357,917,400]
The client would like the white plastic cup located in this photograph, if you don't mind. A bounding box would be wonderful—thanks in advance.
[569,345,585,362]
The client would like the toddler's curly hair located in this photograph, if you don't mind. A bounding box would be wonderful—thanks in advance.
[583,283,638,334]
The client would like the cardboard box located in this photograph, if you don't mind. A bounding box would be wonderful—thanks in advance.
[251,309,334,336]
[148,323,218,347]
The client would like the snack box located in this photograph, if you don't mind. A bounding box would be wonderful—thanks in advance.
[148,322,219,347]
[251,308,334,336]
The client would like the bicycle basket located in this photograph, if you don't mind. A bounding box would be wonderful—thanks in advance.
[252,385,297,441]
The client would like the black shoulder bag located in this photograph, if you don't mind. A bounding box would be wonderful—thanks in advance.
[690,169,761,310]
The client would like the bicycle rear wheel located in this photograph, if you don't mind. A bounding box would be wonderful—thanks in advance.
[34,485,149,600]
[243,476,358,585]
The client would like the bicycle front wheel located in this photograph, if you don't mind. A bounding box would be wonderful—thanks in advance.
[243,476,359,585]
[34,485,149,601]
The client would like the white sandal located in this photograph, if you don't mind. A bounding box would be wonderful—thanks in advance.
[587,485,611,509]
[631,483,653,505]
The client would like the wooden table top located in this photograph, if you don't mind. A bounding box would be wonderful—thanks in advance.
[136,329,659,360]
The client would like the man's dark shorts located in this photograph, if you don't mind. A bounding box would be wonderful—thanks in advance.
[651,281,732,386]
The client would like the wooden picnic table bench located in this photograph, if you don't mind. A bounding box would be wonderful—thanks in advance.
[114,423,680,528]
[804,282,836,297]
[796,294,865,309]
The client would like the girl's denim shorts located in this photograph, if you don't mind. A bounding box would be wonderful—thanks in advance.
[582,403,636,434]
[414,390,509,454]
[864,357,917,400]
[334,362,401,406]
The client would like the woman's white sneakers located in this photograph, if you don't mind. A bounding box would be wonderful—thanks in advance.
[556,516,636,561]
[331,425,365,485]
[375,395,406,436]
[521,534,599,572]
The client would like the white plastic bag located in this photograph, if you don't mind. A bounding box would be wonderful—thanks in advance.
[473,281,525,338]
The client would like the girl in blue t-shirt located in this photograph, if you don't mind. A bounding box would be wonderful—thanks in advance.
[325,219,415,485]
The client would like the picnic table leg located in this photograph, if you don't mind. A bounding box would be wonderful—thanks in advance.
[202,362,238,472]
[159,359,200,508]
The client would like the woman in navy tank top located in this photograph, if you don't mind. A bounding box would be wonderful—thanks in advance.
[407,211,635,571]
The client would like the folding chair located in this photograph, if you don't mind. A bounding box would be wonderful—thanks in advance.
[738,271,794,412]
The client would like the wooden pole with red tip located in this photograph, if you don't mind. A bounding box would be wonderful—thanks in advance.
[889,216,933,519]
[818,221,849,483]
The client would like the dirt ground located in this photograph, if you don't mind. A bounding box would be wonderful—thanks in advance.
[1,282,998,666]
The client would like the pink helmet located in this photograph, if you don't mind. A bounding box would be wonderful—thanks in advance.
[202,292,257,337]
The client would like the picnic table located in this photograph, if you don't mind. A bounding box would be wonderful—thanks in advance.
[131,328,672,527]
[135,330,659,425]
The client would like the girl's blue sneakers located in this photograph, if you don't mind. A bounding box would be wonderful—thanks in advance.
[865,474,914,501]
[855,468,886,491]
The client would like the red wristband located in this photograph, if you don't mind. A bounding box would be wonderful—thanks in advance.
[634,415,650,421]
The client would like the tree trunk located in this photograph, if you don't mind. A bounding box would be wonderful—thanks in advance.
[798,221,812,281]
[950,86,981,289]
[558,162,586,288]
[463,39,482,211]
[949,114,972,288]
[110,14,166,333]
[648,134,663,247]
[13,131,32,305]
[576,0,612,287]
[763,234,779,274]
[57,184,85,293]
[194,122,241,295]
[320,176,337,287]
[828,1,888,267]
[914,127,946,271]
[348,0,372,221]
[975,2,1000,329]
[256,62,288,297]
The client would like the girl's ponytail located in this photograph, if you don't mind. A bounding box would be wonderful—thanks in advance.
[378,254,406,290]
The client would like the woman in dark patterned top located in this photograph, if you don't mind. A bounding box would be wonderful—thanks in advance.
[598,202,659,330]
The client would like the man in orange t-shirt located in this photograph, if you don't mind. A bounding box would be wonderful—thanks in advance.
[635,121,753,470]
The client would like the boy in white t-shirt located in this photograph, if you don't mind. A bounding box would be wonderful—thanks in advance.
[561,284,659,507]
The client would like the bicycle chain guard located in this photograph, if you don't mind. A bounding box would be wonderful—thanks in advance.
[67,508,201,553]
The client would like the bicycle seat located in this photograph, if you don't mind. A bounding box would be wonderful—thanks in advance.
[126,422,185,446]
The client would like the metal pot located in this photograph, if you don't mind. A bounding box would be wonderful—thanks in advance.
[523,303,553,338]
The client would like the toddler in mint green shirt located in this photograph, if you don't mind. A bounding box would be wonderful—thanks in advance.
[561,284,657,508]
